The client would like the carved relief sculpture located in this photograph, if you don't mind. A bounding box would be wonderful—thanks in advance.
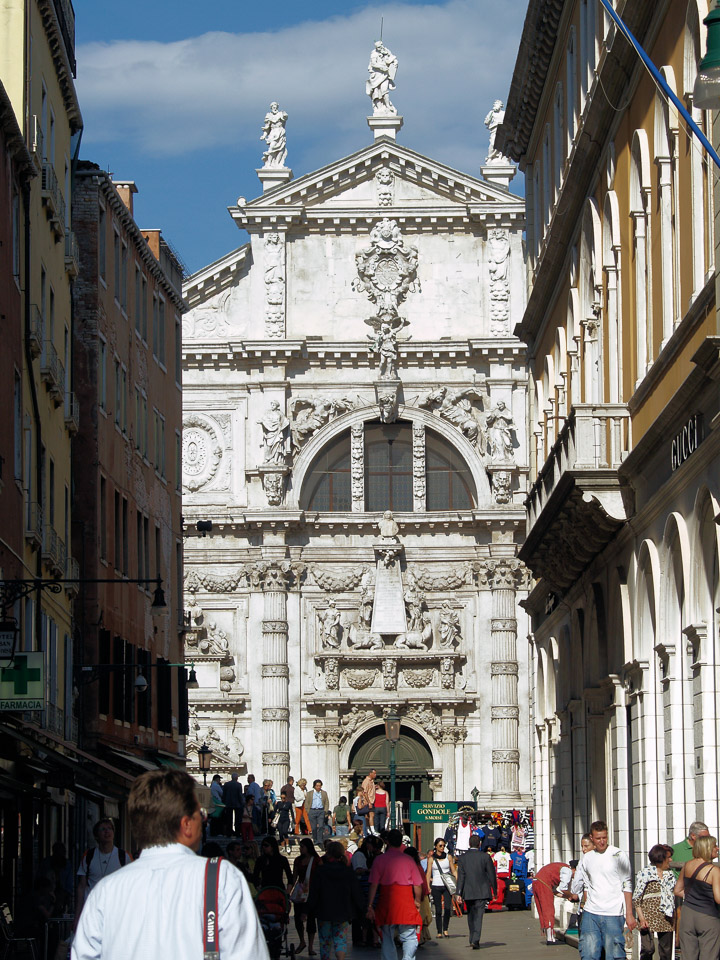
[406,704,442,738]
[402,668,434,687]
[419,384,488,450]
[309,564,368,592]
[264,233,285,338]
[261,471,285,506]
[185,568,249,593]
[487,229,511,335]
[344,670,378,689]
[354,219,419,330]
[258,401,291,465]
[324,657,340,690]
[290,396,356,452]
[366,41,398,116]
[349,587,383,650]
[491,470,512,504]
[368,322,399,380]
[440,656,455,689]
[199,621,230,656]
[260,102,288,168]
[351,424,365,503]
[412,423,425,507]
[375,167,395,206]
[486,401,516,462]
[439,601,462,649]
[382,657,398,690]
[182,415,224,492]
[319,600,342,649]
[340,705,375,741]
[406,565,471,591]
[484,99,506,163]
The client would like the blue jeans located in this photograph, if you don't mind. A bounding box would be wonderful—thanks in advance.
[579,912,626,960]
[335,824,349,836]
[375,808,387,833]
[380,924,418,960]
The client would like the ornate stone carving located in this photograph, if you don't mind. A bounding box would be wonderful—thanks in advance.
[375,380,400,422]
[375,167,394,206]
[378,510,399,539]
[368,323,399,380]
[405,704,442,737]
[262,708,290,721]
[490,469,512,504]
[185,591,204,628]
[219,664,235,687]
[439,601,462,649]
[262,620,289,633]
[351,423,365,502]
[382,658,397,690]
[490,662,519,675]
[491,706,520,719]
[182,415,223,492]
[199,621,230,656]
[484,100,506,163]
[252,561,304,591]
[405,566,472,591]
[260,102,288,168]
[487,229,510,335]
[354,219,418,330]
[260,467,286,506]
[309,564,368,592]
[491,618,517,632]
[319,600,342,649]
[440,656,455,689]
[349,582,383,650]
[419,384,488,449]
[258,401,291,466]
[262,664,290,678]
[262,751,291,765]
[492,749,520,763]
[344,669,378,689]
[486,401,515,462]
[402,669,434,688]
[324,657,340,690]
[475,558,526,591]
[290,396,356,452]
[367,41,398,116]
[185,568,249,593]
[395,574,432,649]
[340,705,376,742]
[412,423,425,506]
[314,727,343,745]
[264,233,285,338]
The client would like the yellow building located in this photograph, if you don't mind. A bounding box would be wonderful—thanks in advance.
[0,0,83,888]
[498,0,720,873]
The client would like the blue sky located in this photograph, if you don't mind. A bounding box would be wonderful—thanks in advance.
[74,0,525,275]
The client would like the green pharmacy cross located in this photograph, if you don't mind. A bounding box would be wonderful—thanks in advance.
[2,655,42,694]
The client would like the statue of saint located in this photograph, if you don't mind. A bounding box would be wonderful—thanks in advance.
[366,41,398,116]
[484,100,506,163]
[378,510,399,539]
[260,102,288,168]
[368,322,398,380]
[486,400,516,461]
[320,600,342,648]
[258,400,290,465]
[439,601,461,648]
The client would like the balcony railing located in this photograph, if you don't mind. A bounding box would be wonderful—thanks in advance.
[526,404,631,530]
[41,162,66,238]
[24,501,43,549]
[65,555,80,596]
[64,230,79,277]
[31,115,44,165]
[42,524,64,574]
[29,306,44,357]
[46,702,65,738]
[41,341,65,404]
[64,391,79,434]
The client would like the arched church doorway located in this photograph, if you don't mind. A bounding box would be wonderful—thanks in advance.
[348,725,434,806]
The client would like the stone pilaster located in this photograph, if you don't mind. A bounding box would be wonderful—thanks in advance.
[315,727,342,799]
[253,559,302,784]
[485,558,524,798]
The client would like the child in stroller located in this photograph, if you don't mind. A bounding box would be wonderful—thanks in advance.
[255,886,295,960]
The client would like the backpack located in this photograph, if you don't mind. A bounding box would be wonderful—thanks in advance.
[84,846,128,869]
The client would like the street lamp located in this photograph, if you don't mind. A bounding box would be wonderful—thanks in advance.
[695,5,720,109]
[384,711,401,829]
[197,742,213,786]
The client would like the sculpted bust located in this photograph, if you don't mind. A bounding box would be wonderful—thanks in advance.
[378,509,399,539]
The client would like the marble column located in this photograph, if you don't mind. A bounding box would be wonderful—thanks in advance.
[254,559,297,785]
[315,727,342,800]
[439,726,458,800]
[486,559,522,798]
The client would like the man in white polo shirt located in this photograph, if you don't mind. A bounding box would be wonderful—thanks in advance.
[571,820,636,960]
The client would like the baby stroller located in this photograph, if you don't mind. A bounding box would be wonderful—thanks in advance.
[255,886,295,960]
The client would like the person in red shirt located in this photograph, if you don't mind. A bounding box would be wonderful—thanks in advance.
[367,830,424,960]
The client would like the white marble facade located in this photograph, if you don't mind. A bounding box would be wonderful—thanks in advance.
[181,119,533,810]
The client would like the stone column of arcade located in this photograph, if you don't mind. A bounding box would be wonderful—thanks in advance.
[255,557,294,786]
[488,558,522,797]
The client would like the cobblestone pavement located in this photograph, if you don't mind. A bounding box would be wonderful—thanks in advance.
[284,909,576,959]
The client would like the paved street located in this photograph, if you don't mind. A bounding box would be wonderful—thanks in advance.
[286,910,575,959]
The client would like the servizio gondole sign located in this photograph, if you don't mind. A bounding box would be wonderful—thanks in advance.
[0,653,45,711]
[409,801,465,822]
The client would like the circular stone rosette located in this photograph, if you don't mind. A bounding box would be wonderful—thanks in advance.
[182,414,223,492]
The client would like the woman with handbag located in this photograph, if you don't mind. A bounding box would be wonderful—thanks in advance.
[292,837,319,955]
[426,838,458,938]
[633,845,675,960]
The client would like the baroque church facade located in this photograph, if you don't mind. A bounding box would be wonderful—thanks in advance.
[180,68,532,812]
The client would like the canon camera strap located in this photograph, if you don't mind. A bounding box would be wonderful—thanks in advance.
[203,856,222,959]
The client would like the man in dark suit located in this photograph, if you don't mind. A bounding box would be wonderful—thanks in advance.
[455,834,497,949]
[221,771,245,836]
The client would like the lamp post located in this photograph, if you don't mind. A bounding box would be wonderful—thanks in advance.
[695,4,720,109]
[197,742,213,786]
[385,711,401,829]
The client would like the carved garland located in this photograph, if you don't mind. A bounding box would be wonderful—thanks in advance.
[351,424,365,506]
[412,423,426,509]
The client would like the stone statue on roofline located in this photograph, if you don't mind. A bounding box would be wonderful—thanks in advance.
[367,41,398,116]
[484,100,506,163]
[260,102,288,168]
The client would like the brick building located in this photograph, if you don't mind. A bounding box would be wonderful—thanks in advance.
[71,163,186,806]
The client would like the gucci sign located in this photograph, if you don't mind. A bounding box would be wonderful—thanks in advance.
[671,414,702,472]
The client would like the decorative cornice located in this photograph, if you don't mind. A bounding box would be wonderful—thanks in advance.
[183,245,250,307]
[38,0,82,133]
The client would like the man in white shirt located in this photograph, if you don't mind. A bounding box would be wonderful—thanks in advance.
[72,769,269,960]
[570,820,636,960]
[75,819,131,919]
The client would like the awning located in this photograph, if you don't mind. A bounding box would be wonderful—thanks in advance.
[104,748,160,773]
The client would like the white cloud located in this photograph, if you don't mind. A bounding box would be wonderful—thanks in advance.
[76,1,522,173]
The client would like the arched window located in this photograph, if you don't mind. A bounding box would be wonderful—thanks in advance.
[303,422,477,512]
[426,431,474,510]
[365,423,413,511]
[305,430,352,511]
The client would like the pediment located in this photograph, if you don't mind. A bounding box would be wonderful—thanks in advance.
[231,138,524,227]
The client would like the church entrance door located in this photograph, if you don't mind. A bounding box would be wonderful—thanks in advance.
[349,725,434,810]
